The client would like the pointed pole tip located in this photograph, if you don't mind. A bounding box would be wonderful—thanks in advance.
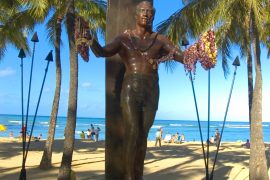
[232,56,240,66]
[31,32,39,42]
[181,37,189,47]
[45,50,53,62]
[18,48,26,58]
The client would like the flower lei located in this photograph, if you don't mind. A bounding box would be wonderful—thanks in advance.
[183,29,217,73]
[75,16,91,62]
[197,29,217,70]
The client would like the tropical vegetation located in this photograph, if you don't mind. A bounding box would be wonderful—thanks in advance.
[0,0,48,60]
[1,0,106,179]
[156,0,270,179]
[1,0,270,179]
[39,0,106,171]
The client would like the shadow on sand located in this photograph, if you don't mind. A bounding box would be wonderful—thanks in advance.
[0,140,269,180]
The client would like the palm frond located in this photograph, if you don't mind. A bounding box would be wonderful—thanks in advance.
[222,53,230,79]
[251,0,269,38]
[0,0,52,61]
[22,0,50,21]
[163,60,177,73]
[0,44,7,60]
[76,0,107,38]
[46,15,57,45]
[155,9,187,45]
[217,29,232,77]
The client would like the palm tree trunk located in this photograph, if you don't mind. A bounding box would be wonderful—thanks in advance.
[249,11,269,180]
[58,0,78,179]
[40,18,62,169]
[246,46,253,124]
[105,0,152,179]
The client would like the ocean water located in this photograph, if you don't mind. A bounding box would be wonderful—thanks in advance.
[1,114,270,142]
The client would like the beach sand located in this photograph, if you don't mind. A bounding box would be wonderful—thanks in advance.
[0,138,270,180]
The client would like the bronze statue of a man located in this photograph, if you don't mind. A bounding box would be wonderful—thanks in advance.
[88,1,188,179]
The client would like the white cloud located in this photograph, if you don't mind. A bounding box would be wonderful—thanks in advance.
[0,67,16,77]
[81,82,92,88]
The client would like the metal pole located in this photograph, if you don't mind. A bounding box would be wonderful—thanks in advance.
[24,61,51,162]
[24,51,53,164]
[19,33,39,180]
[206,70,211,180]
[210,57,240,180]
[188,71,207,170]
[182,39,207,176]
[18,49,26,180]
[24,32,39,149]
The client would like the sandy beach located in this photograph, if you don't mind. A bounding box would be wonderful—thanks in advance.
[0,138,270,180]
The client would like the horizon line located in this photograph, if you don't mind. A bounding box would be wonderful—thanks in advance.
[0,113,255,122]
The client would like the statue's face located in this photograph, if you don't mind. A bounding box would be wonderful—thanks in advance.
[135,2,155,28]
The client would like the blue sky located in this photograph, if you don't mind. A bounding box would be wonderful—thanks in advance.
[0,0,270,122]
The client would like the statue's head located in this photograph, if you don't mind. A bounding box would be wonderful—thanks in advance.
[135,1,155,28]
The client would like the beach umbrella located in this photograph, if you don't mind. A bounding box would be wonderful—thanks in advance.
[0,124,7,131]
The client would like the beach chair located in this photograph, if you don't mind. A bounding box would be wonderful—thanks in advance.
[163,134,172,143]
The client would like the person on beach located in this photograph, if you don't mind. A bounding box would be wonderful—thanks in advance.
[95,127,101,142]
[87,129,91,139]
[83,1,200,179]
[155,128,162,147]
[180,133,185,143]
[19,125,29,139]
[209,135,215,144]
[214,128,220,147]
[38,133,42,140]
[242,139,250,149]
[80,131,85,139]
[9,131,14,138]
[33,134,42,142]
[90,124,95,140]
[171,132,179,143]
[175,133,185,144]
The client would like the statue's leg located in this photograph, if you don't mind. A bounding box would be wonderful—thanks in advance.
[135,74,159,179]
[122,100,140,180]
[134,109,156,179]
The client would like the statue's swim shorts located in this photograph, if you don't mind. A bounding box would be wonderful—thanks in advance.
[121,73,159,111]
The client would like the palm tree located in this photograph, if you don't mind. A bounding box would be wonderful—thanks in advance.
[39,6,63,169]
[156,0,269,179]
[40,0,106,169]
[0,0,47,59]
[261,3,270,60]
[57,0,77,179]
[249,7,269,179]
[56,0,106,178]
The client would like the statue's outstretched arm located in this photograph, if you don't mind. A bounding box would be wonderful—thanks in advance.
[90,37,121,58]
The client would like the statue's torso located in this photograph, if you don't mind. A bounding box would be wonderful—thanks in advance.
[118,30,165,75]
